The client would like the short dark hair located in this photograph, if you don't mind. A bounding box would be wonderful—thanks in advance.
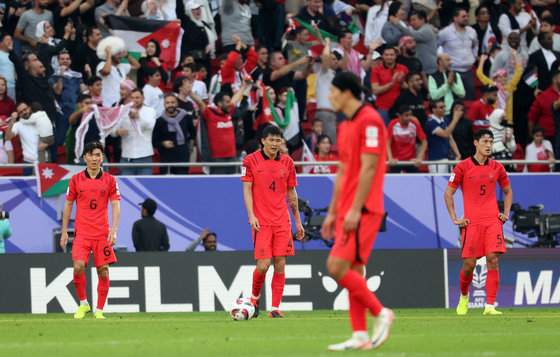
[381,46,397,55]
[0,33,11,42]
[77,94,91,103]
[314,134,331,154]
[507,0,516,7]
[429,99,444,110]
[213,91,230,106]
[131,88,143,96]
[85,26,100,39]
[453,7,467,18]
[292,26,308,38]
[410,10,427,21]
[145,67,159,78]
[481,84,498,94]
[173,76,187,93]
[164,93,177,101]
[397,104,411,115]
[332,71,362,100]
[474,129,493,141]
[262,124,283,139]
[86,76,101,87]
[312,118,322,125]
[255,44,268,53]
[83,141,104,154]
[182,62,197,72]
[474,5,488,16]
[202,233,217,243]
[337,27,352,41]
[533,125,545,135]
[541,16,554,26]
[405,72,420,83]
[538,31,551,44]
[30,102,43,112]
[450,99,465,115]
[58,51,70,59]
[388,1,402,17]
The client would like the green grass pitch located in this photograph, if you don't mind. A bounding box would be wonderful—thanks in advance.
[1,308,559,356]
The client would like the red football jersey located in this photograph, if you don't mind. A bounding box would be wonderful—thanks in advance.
[241,150,297,226]
[448,157,510,223]
[387,118,426,161]
[337,105,387,216]
[66,170,121,240]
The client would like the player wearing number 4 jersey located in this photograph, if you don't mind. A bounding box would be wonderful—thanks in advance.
[445,129,513,316]
[241,125,305,319]
[60,142,121,319]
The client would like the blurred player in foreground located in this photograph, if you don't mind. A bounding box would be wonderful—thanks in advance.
[322,72,393,351]
[61,141,121,319]
[445,129,513,315]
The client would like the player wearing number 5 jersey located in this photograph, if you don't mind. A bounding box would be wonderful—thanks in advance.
[60,142,121,319]
[241,125,305,319]
[445,129,513,316]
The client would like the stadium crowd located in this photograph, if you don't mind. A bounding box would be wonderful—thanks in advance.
[0,0,558,174]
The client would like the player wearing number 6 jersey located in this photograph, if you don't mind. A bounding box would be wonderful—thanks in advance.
[241,125,305,318]
[444,129,513,316]
[60,142,121,319]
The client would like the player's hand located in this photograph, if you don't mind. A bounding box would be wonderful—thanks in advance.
[342,209,361,233]
[413,157,422,166]
[321,212,336,239]
[498,213,509,223]
[60,232,69,249]
[388,158,397,166]
[453,218,470,228]
[108,229,117,247]
[249,214,260,232]
[295,223,305,241]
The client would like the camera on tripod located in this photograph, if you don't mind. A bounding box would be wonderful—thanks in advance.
[0,204,9,219]
[502,201,560,247]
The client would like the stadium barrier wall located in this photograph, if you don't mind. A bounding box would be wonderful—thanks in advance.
[0,250,446,314]
[446,249,560,309]
[2,174,560,253]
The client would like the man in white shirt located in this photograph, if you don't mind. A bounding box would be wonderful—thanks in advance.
[315,38,342,144]
[142,67,165,117]
[498,0,539,54]
[5,102,40,176]
[114,88,156,175]
[96,45,140,106]
[182,63,208,103]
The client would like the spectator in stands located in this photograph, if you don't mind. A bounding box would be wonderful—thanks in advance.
[525,125,555,172]
[85,75,103,105]
[315,37,341,144]
[525,32,560,92]
[381,1,405,46]
[173,77,197,122]
[119,78,136,105]
[13,0,52,53]
[305,118,322,153]
[529,17,560,55]
[396,36,426,89]
[491,32,526,80]
[450,100,475,159]
[133,198,169,251]
[425,99,461,173]
[0,78,16,120]
[35,21,78,78]
[180,63,209,103]
[4,0,33,55]
[95,0,130,38]
[364,0,391,47]
[250,45,268,82]
[488,108,516,171]
[180,0,216,75]
[371,46,408,124]
[96,36,140,107]
[67,94,93,163]
[467,84,498,132]
[142,0,171,20]
[387,104,427,173]
[50,0,94,39]
[437,8,478,100]
[5,102,39,175]
[395,10,438,76]
[472,5,502,57]
[528,69,560,143]
[0,126,15,164]
[297,0,340,37]
[428,53,465,115]
[115,88,156,175]
[498,0,538,54]
[152,93,196,175]
[389,72,427,126]
[185,228,217,251]
[142,67,164,117]
[337,27,364,78]
[221,35,257,91]
[0,34,16,100]
[310,134,337,174]
[70,27,101,80]
[410,0,439,28]
[137,39,168,91]
[220,0,253,50]
[254,0,285,51]
[263,51,312,94]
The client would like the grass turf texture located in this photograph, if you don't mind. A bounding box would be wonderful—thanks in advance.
[1,308,559,356]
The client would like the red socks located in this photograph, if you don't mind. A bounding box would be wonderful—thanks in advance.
[73,273,87,301]
[339,269,383,318]
[271,273,285,309]
[97,277,110,310]
[349,292,367,331]
[486,269,500,305]
[252,268,266,299]
[460,269,474,296]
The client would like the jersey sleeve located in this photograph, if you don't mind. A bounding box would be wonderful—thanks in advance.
[287,159,297,189]
[497,163,510,188]
[109,177,121,201]
[241,156,253,183]
[66,176,77,201]
[448,162,464,188]
[359,118,384,155]
[414,120,427,141]
[387,120,395,141]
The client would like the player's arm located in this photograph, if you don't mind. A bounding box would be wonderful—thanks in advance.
[444,185,469,227]
[60,200,74,249]
[242,181,260,232]
[287,187,305,240]
[322,161,345,239]
[499,184,513,223]
[343,153,378,233]
[109,200,120,247]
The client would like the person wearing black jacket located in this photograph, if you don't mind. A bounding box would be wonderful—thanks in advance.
[70,26,102,80]
[389,72,427,127]
[472,5,501,57]
[133,198,170,251]
[296,0,340,38]
[450,100,475,159]
[137,39,169,90]
[524,32,560,92]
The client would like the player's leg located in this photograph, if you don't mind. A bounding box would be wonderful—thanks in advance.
[72,239,91,319]
[484,252,502,315]
[94,264,109,319]
[251,226,272,311]
[457,223,483,315]
[269,256,286,318]
[457,257,476,315]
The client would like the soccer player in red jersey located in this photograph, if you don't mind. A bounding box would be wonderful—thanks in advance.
[60,142,121,319]
[445,129,513,316]
[321,72,393,351]
[241,125,305,318]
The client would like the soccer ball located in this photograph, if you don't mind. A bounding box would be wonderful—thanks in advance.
[229,298,255,321]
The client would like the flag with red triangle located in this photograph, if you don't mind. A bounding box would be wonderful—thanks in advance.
[253,82,280,131]
[106,15,184,69]
[35,164,84,197]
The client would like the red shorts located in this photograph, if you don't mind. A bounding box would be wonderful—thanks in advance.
[72,237,117,268]
[461,220,506,259]
[253,225,294,260]
[329,213,383,265]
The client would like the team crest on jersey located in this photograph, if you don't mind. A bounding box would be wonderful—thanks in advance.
[100,187,106,197]
[241,166,246,177]
[280,169,285,178]
[365,126,379,148]
[449,173,455,182]
[115,182,120,196]
[489,172,495,181]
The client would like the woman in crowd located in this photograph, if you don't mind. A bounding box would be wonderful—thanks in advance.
[36,21,77,77]
[119,79,136,105]
[365,0,392,47]
[381,1,405,46]
[137,39,169,91]
[310,134,338,174]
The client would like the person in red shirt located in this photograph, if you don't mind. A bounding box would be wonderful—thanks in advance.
[370,46,409,125]
[444,129,513,316]
[466,84,498,132]
[387,104,427,173]
[528,70,560,143]
[241,125,304,318]
[60,141,121,320]
[189,81,249,174]
[310,134,338,174]
[321,72,393,351]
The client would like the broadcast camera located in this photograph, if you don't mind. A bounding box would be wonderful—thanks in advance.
[504,202,560,247]
[0,204,9,219]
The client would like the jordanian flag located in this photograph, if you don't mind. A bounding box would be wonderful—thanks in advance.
[253,82,280,131]
[35,164,84,197]
[106,15,184,69]
[282,90,304,151]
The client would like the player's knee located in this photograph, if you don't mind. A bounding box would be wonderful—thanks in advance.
[486,256,499,269]
[462,262,475,275]
[97,266,109,279]
[73,261,86,275]
[256,261,270,274]
[326,258,344,281]
[273,257,286,274]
